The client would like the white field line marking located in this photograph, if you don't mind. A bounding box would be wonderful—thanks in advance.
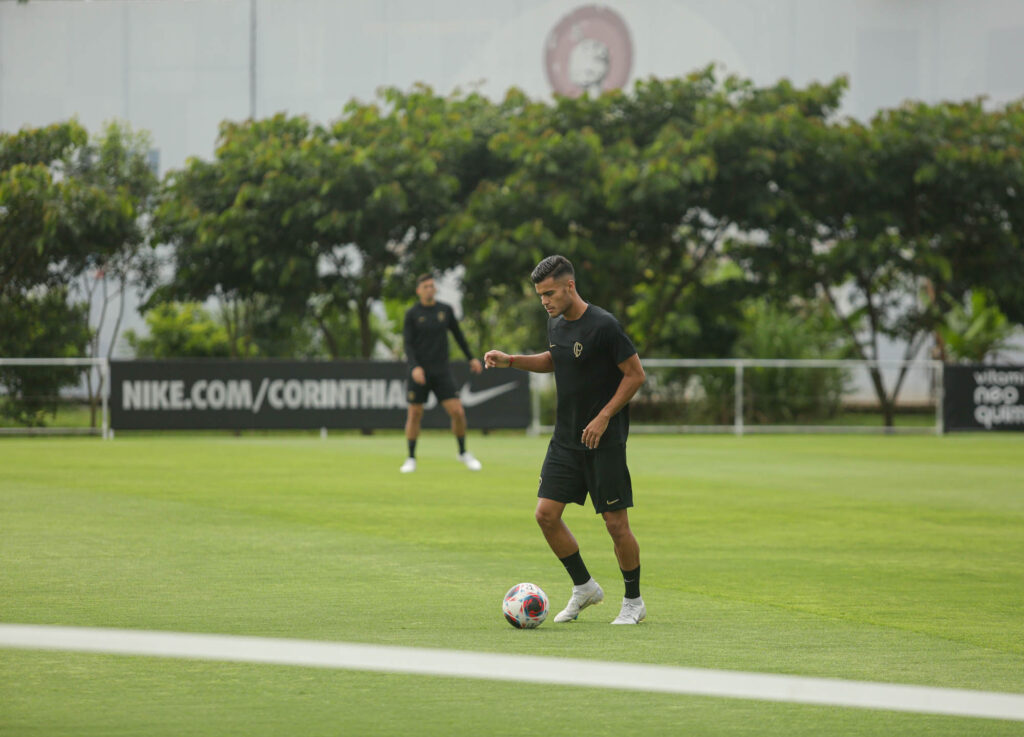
[2,624,1023,722]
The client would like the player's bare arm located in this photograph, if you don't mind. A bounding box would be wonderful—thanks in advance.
[581,354,645,449]
[483,350,554,373]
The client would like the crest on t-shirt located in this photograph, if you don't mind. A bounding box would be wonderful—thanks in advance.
[573,341,583,358]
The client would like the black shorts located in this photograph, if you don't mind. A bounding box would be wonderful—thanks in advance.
[538,440,633,514]
[407,366,458,404]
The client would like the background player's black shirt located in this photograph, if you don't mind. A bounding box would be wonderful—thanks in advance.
[548,304,637,450]
[403,301,473,369]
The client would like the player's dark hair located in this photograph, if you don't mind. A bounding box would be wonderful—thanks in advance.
[416,273,435,286]
[531,255,574,284]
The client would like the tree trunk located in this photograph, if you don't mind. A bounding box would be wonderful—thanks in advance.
[315,313,340,359]
[358,299,374,358]
[865,366,895,428]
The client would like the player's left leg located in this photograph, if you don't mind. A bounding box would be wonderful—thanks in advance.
[401,403,424,473]
[602,509,639,570]
[403,367,431,473]
[441,397,480,470]
[589,445,645,624]
[603,509,645,624]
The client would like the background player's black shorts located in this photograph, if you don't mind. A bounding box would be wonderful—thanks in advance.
[538,440,633,514]
[407,366,458,404]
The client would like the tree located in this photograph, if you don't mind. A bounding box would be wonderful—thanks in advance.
[155,88,496,359]
[152,114,323,356]
[314,86,504,356]
[728,97,1024,425]
[69,121,159,424]
[0,290,90,426]
[1,121,144,426]
[442,69,846,358]
[124,302,234,358]
[1,122,100,297]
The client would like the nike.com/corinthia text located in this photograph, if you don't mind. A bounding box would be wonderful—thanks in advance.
[120,379,519,413]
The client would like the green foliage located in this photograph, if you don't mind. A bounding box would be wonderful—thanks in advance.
[123,302,235,358]
[443,69,851,359]
[1,120,151,301]
[126,295,401,360]
[0,120,154,426]
[725,93,1024,423]
[0,290,90,425]
[633,299,853,426]
[0,120,87,171]
[37,69,1018,373]
[938,290,1017,363]
[455,284,548,357]
[715,300,852,424]
[153,88,500,358]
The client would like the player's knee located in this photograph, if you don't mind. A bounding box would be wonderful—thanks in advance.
[535,506,559,530]
[407,405,424,421]
[603,512,630,539]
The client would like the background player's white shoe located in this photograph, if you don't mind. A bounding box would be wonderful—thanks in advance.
[553,579,604,622]
[399,458,416,473]
[611,596,646,624]
[457,452,482,471]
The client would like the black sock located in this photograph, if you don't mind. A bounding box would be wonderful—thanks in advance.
[407,439,417,459]
[456,435,466,454]
[559,550,591,587]
[621,565,640,599]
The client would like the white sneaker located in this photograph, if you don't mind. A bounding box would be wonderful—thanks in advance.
[457,451,482,471]
[399,458,416,473]
[553,580,604,622]
[611,596,646,624]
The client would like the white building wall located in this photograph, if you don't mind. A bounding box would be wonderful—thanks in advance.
[5,0,1024,172]
[2,0,1022,367]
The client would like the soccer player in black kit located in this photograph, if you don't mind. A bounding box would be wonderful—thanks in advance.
[484,255,647,624]
[401,273,483,473]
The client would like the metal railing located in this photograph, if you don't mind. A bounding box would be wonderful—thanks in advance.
[531,358,944,436]
[0,357,110,438]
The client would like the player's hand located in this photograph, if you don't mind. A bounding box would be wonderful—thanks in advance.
[581,414,610,450]
[411,366,426,385]
[484,350,511,369]
[469,358,483,374]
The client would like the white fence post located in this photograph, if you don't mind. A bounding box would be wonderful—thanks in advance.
[734,361,744,437]
[101,359,110,440]
[528,373,542,436]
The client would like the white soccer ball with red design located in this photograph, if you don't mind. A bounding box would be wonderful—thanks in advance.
[502,582,548,629]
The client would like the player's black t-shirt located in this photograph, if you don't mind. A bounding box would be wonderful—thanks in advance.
[403,300,473,370]
[548,304,637,450]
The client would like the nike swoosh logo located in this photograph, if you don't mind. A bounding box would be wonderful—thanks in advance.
[460,381,519,408]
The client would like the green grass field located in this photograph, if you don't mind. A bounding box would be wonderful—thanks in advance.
[1,432,1022,736]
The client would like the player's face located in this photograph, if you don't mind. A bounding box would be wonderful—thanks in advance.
[416,279,436,305]
[535,276,574,317]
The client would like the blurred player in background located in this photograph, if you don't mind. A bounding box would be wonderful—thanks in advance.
[484,255,647,625]
[401,273,483,473]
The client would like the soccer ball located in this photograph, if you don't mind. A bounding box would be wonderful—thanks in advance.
[502,582,548,629]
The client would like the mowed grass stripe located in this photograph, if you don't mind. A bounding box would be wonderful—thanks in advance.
[1,433,1022,736]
